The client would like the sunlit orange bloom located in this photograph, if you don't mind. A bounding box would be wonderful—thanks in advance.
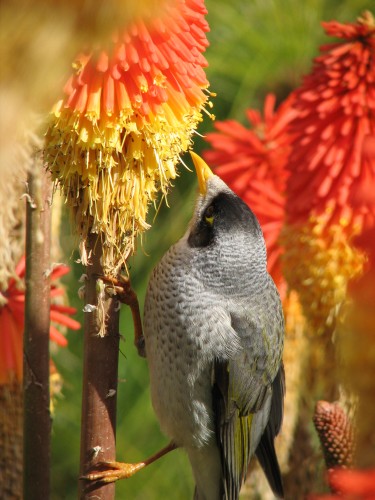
[204,94,296,294]
[0,257,80,384]
[45,0,211,273]
[286,12,375,232]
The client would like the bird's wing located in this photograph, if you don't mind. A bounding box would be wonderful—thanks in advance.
[212,314,284,499]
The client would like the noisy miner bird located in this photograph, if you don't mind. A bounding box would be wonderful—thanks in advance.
[143,152,285,499]
[84,152,285,498]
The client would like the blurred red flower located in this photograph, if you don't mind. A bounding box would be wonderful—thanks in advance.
[282,13,374,331]
[286,12,375,232]
[309,468,375,499]
[0,256,80,384]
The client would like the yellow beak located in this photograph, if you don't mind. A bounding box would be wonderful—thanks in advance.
[190,151,214,195]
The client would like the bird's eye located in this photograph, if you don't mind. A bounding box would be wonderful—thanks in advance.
[204,204,214,225]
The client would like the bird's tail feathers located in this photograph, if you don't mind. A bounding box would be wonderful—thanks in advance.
[255,365,285,498]
[255,425,284,498]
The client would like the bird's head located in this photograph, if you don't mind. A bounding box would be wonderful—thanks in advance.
[187,152,265,260]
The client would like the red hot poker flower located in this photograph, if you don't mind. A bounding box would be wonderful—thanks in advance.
[45,0,211,273]
[283,13,374,332]
[0,257,80,384]
[286,12,375,232]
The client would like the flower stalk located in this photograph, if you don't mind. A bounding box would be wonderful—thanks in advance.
[79,235,120,500]
[23,156,52,500]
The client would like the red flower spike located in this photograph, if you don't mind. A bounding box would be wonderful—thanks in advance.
[0,258,80,384]
[282,13,374,331]
[286,12,375,233]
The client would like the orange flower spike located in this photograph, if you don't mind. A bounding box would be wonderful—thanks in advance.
[45,0,211,273]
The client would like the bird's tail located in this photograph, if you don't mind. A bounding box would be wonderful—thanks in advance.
[255,365,285,498]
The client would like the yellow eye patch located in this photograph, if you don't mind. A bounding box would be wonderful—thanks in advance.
[205,214,214,225]
[204,204,215,225]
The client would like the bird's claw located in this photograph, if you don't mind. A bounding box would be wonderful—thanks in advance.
[81,460,145,483]
[97,275,135,306]
[96,274,146,358]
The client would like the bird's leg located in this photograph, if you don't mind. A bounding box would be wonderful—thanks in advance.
[99,274,145,357]
[82,442,178,483]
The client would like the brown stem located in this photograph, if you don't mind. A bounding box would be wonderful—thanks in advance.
[23,163,52,500]
[79,235,120,499]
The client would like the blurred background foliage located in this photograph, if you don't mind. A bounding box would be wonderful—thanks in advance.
[50,0,369,498]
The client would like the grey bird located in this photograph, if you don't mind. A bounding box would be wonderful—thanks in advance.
[143,152,285,499]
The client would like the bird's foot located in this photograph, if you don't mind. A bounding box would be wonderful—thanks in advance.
[97,274,146,358]
[98,275,134,306]
[82,443,177,484]
[82,460,146,483]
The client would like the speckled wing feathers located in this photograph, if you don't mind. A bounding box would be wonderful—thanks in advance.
[213,298,284,499]
[213,359,254,499]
